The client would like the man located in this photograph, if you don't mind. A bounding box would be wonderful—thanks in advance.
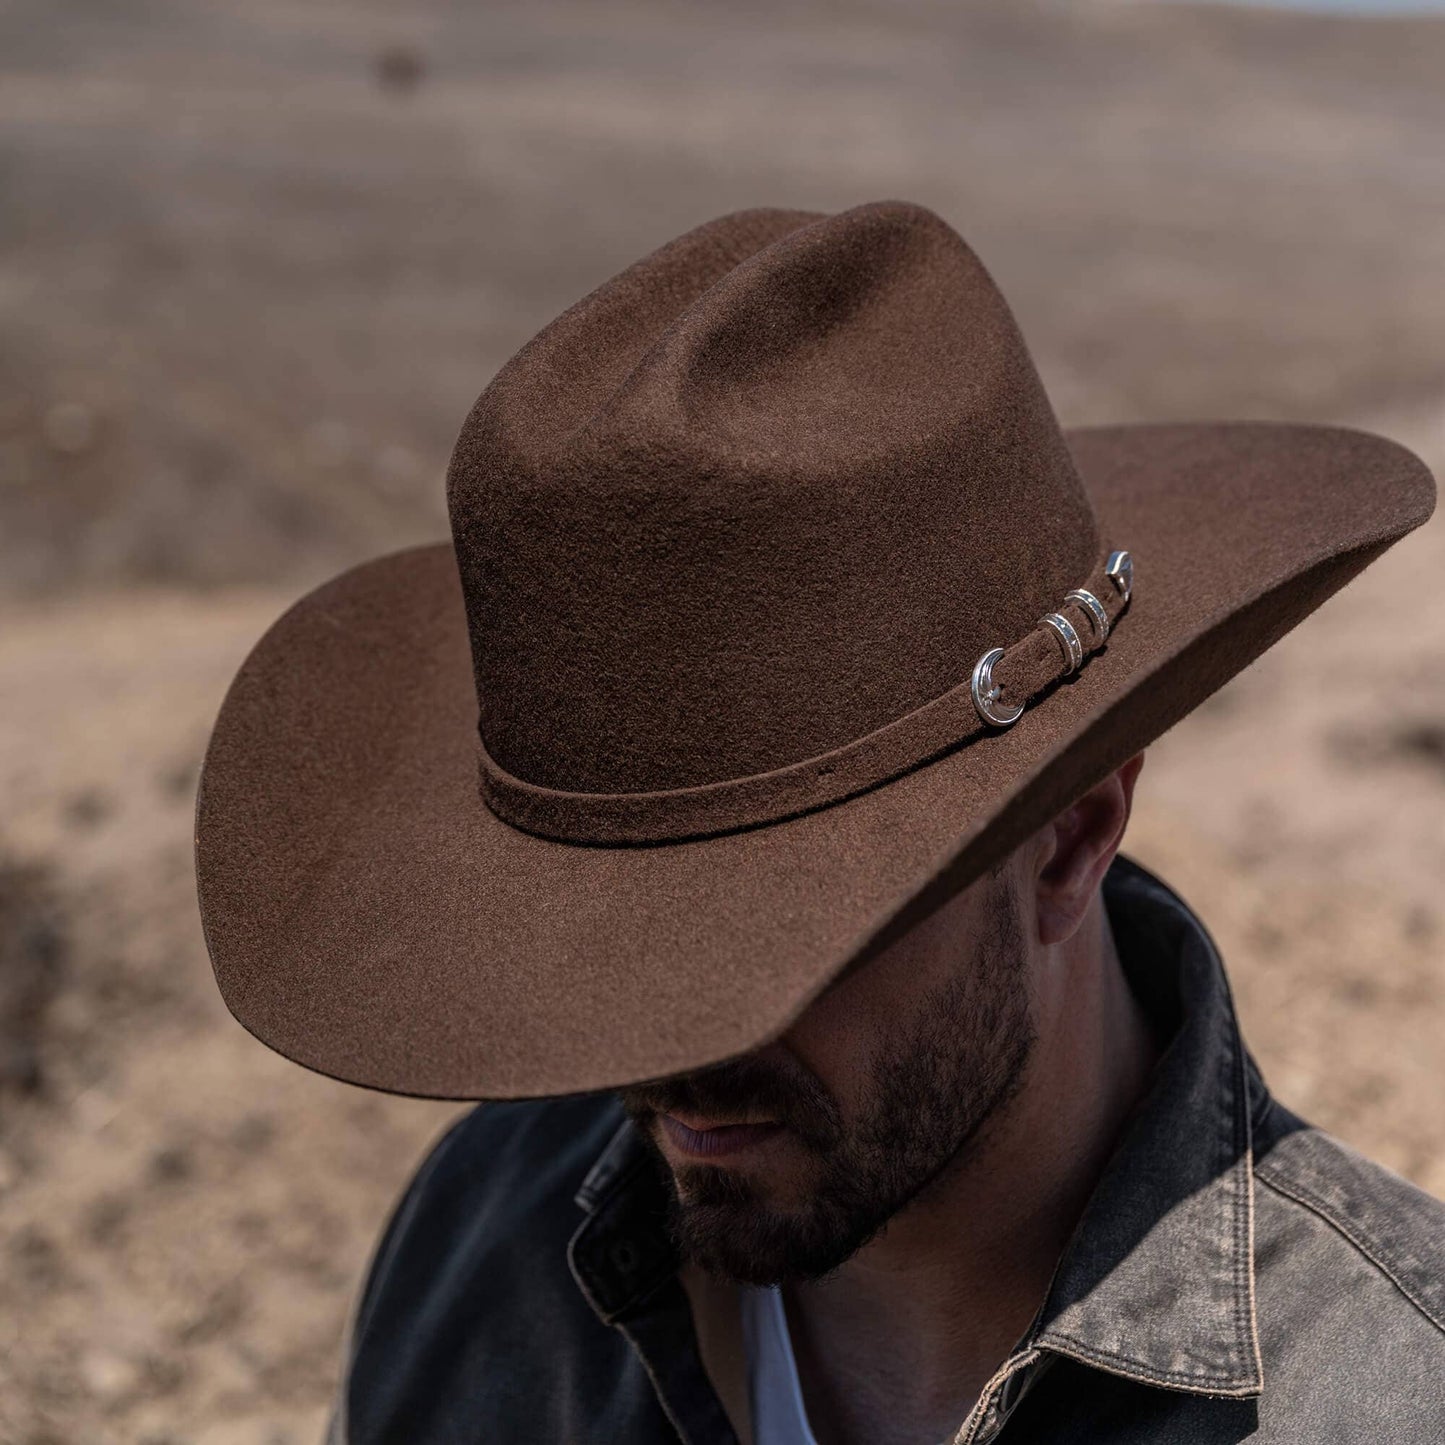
[195,201,1443,1442]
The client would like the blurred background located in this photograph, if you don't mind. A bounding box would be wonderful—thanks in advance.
[1,0,1442,1441]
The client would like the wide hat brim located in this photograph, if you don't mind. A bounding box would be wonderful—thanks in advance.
[196,420,1433,1100]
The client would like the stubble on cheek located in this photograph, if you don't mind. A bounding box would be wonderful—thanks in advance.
[660,1148,842,1285]
[622,1066,849,1285]
[625,883,1037,1286]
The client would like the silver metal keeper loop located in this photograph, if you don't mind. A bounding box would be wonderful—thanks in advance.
[1042,613,1084,674]
[971,647,1024,728]
[1064,588,1110,644]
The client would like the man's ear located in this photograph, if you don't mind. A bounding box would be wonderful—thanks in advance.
[1033,754,1145,946]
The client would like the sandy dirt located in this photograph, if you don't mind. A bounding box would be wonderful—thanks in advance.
[1,2,1442,1442]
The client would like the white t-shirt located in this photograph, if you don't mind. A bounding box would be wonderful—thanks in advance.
[739,1284,820,1445]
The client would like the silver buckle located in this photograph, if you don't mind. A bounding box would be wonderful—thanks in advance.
[971,648,1024,728]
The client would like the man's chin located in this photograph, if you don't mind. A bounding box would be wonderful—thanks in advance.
[633,1111,870,1283]
[674,1202,814,1288]
[668,1182,870,1287]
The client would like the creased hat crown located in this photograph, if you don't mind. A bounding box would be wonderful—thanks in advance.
[447,200,1098,802]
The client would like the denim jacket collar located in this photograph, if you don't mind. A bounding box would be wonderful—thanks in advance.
[568,854,1266,1412]
[1031,855,1264,1398]
[570,1116,679,1324]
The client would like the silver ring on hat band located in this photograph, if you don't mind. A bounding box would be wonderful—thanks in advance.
[971,648,1024,728]
[1064,588,1110,644]
[1042,613,1084,674]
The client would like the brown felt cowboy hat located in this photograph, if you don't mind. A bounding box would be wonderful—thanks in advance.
[195,200,1435,1101]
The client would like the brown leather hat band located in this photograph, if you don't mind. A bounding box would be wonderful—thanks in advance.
[479,550,1133,845]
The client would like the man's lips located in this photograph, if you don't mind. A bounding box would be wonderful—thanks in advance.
[659,1112,785,1160]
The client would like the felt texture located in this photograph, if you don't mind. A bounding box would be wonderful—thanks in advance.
[476,550,1133,842]
[448,201,1097,795]
[194,200,1436,1101]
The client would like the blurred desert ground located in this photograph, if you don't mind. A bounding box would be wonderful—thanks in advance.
[1,0,1443,1440]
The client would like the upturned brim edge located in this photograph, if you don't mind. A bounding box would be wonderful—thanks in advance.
[195,422,1434,1100]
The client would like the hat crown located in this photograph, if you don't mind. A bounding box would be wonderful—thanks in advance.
[447,201,1098,795]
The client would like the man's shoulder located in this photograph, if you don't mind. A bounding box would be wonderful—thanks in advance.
[395,1093,627,1224]
[1252,1097,1445,1351]
[350,1093,628,1348]
[336,1095,645,1443]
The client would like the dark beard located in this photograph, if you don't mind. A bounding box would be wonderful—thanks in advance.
[620,884,1035,1286]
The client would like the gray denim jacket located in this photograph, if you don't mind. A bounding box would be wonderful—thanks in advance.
[328,857,1445,1442]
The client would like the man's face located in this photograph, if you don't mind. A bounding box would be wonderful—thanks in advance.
[619,867,1036,1286]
